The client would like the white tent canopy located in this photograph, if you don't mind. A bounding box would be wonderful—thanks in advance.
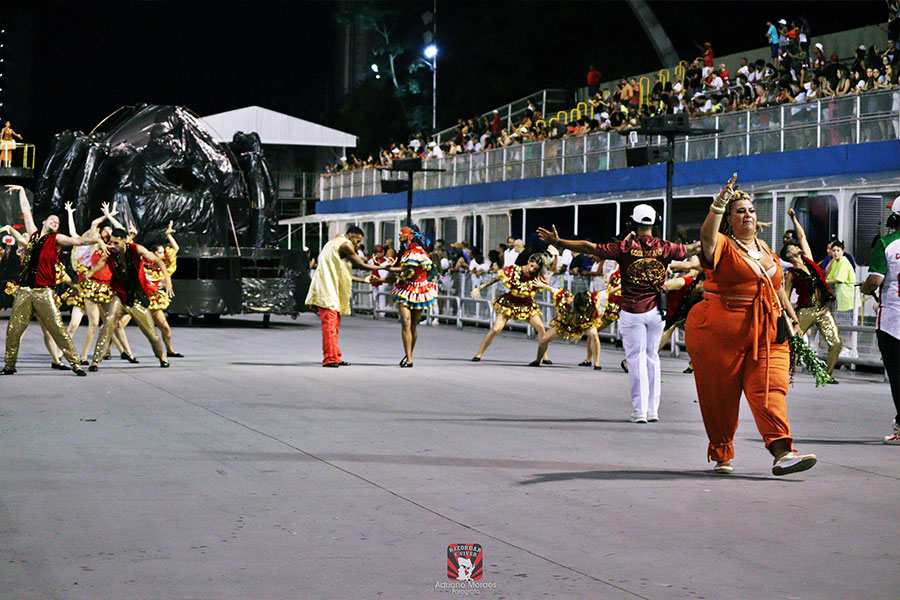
[199,105,357,148]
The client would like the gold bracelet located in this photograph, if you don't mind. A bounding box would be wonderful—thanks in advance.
[709,204,726,215]
[712,194,728,207]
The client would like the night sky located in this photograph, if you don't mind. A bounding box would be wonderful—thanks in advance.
[3,0,888,163]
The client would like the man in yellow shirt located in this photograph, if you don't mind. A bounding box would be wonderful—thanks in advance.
[305,226,382,367]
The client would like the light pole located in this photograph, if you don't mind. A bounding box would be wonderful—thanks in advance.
[424,44,437,131]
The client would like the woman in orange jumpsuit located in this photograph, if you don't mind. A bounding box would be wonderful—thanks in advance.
[685,174,817,476]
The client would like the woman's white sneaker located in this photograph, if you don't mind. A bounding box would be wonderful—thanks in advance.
[772,451,817,476]
[884,420,900,445]
[629,413,647,423]
[713,460,734,474]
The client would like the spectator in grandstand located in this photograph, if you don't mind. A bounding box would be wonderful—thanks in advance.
[766,21,780,59]
[882,10,900,44]
[786,20,800,52]
[799,16,812,55]
[834,67,852,95]
[777,19,789,54]
[486,250,502,273]
[704,69,725,92]
[504,238,523,267]
[587,64,602,97]
[852,45,868,76]
[811,43,826,73]
[620,79,634,106]
[693,40,714,68]
[629,78,642,108]
[426,141,443,159]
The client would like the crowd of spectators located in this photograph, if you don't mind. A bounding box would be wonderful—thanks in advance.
[323,9,900,176]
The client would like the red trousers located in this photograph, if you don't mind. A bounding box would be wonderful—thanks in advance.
[318,307,342,365]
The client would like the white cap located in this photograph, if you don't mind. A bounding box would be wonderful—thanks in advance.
[391,147,400,154]
[815,43,823,51]
[673,82,683,92]
[600,111,609,119]
[778,19,787,25]
[631,204,657,225]
[859,44,866,50]
[890,195,900,214]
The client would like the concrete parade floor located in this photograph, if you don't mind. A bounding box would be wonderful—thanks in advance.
[0,312,897,600]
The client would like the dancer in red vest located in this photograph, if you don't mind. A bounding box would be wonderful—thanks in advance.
[3,185,101,375]
[85,228,172,370]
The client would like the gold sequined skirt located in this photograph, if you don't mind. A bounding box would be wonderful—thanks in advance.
[493,293,541,322]
[148,290,171,311]
[82,279,115,304]
[550,315,601,341]
[60,287,85,309]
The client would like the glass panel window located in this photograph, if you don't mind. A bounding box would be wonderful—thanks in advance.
[791,194,838,260]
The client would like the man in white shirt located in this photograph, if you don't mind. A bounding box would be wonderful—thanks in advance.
[705,73,724,92]
[861,196,900,444]
[427,141,443,159]
[503,236,520,267]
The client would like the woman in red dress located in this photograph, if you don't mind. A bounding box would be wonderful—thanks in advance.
[389,227,438,368]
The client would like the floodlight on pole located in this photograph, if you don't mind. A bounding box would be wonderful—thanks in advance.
[371,63,378,73]
[423,45,437,130]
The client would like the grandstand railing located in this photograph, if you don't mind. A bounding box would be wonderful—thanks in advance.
[319,89,900,201]
[0,143,36,169]
[431,88,571,146]
[345,271,882,372]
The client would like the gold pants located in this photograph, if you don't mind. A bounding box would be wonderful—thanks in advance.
[5,286,80,369]
[797,305,842,372]
[91,296,165,364]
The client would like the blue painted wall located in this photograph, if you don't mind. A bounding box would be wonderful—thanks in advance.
[317,139,900,215]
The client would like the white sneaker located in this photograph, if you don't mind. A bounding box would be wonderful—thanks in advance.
[713,460,733,474]
[884,419,900,445]
[772,451,817,476]
[647,413,659,422]
[629,413,647,424]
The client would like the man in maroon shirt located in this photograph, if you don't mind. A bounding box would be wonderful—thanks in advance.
[3,185,102,376]
[539,205,696,423]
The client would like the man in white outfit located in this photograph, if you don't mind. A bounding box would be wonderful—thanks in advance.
[538,205,694,422]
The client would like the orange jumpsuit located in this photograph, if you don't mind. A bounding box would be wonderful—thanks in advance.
[685,233,793,462]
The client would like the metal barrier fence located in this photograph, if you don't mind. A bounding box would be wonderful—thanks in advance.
[319,89,900,201]
[350,271,622,344]
[342,270,885,372]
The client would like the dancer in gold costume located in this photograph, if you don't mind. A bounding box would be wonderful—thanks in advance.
[61,201,137,363]
[780,209,841,381]
[144,221,183,357]
[2,185,102,375]
[534,288,604,369]
[470,253,553,364]
[85,228,173,370]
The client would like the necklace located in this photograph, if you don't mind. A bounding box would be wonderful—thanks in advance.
[730,234,763,260]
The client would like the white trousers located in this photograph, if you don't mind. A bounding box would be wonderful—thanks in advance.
[618,308,664,417]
